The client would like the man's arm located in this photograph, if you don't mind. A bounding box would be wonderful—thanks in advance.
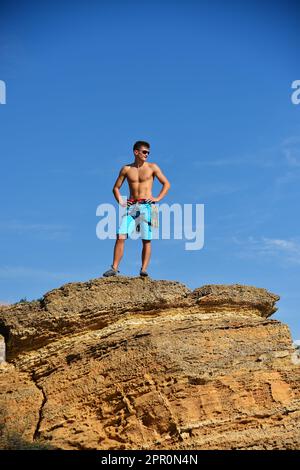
[112,166,128,206]
[151,163,171,202]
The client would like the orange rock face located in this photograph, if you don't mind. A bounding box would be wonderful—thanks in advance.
[0,278,299,449]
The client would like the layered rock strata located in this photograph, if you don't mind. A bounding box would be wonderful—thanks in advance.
[0,278,299,450]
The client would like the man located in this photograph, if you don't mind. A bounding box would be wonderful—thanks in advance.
[103,141,170,277]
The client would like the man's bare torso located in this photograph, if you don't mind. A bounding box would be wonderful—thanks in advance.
[124,162,155,199]
[113,154,170,206]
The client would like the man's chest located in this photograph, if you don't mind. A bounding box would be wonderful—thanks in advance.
[127,167,153,183]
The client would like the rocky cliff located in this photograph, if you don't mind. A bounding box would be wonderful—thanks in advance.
[0,277,299,450]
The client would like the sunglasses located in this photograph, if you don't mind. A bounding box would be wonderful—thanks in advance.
[140,150,150,155]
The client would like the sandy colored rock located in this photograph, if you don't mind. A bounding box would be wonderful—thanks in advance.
[0,278,299,450]
[0,278,191,360]
[0,364,43,446]
[191,284,280,317]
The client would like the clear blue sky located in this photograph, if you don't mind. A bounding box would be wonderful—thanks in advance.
[1,1,299,339]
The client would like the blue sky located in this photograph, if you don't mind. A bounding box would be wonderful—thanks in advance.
[0,0,299,339]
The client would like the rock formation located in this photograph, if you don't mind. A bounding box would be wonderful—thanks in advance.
[0,277,299,450]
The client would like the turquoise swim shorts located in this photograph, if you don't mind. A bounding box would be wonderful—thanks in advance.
[117,201,152,240]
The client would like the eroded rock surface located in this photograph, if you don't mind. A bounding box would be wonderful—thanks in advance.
[0,278,299,449]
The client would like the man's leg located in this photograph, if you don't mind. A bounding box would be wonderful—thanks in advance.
[141,239,151,272]
[112,235,126,270]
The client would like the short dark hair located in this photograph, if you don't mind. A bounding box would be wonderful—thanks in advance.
[133,141,150,152]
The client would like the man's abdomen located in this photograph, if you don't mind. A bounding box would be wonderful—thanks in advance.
[128,180,153,200]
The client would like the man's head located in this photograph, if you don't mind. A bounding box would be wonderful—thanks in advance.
[133,141,150,162]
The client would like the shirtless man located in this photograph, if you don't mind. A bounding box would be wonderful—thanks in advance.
[103,141,170,277]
